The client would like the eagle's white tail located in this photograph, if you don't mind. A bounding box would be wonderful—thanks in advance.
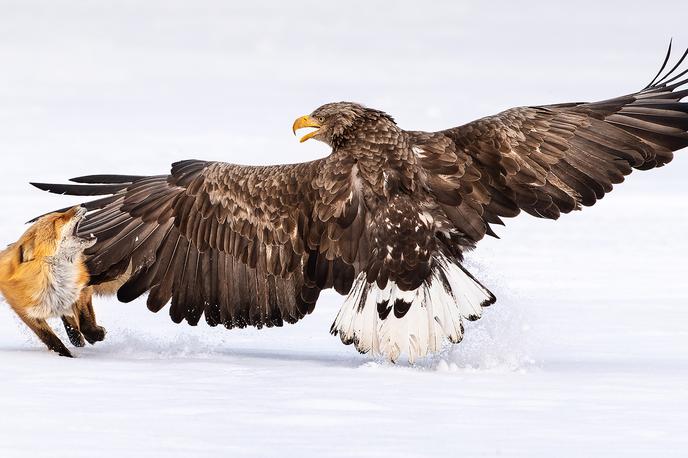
[331,256,495,363]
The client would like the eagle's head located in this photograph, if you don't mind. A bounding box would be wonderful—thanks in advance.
[292,102,395,147]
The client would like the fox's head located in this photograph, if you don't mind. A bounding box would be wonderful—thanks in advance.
[18,206,96,263]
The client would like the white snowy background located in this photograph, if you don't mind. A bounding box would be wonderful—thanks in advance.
[1,1,687,456]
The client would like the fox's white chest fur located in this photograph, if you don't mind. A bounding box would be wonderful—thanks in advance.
[28,252,84,319]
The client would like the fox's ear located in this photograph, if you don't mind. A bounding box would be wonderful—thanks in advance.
[19,240,35,263]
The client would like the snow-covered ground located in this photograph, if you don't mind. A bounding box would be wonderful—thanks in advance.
[1,1,687,456]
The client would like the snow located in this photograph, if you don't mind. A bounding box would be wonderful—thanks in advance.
[1,1,688,456]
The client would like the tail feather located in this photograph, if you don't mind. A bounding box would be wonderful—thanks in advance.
[331,255,495,363]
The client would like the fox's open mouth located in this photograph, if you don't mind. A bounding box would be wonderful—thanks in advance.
[72,216,82,236]
[73,224,96,242]
[72,207,95,241]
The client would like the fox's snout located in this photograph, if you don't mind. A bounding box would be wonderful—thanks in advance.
[61,206,86,223]
[52,206,96,251]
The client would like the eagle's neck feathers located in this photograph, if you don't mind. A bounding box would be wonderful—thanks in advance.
[331,114,420,199]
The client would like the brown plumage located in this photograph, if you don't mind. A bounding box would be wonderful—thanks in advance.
[32,46,688,362]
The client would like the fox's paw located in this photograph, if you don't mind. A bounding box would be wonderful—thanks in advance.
[49,342,73,358]
[62,318,86,347]
[67,332,85,348]
[83,326,106,345]
[65,327,85,348]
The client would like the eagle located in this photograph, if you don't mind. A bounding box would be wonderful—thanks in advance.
[33,47,688,362]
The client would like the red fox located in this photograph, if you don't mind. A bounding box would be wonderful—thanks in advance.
[0,206,105,357]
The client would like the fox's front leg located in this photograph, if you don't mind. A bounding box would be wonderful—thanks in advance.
[18,314,72,357]
[73,288,106,345]
[61,315,85,347]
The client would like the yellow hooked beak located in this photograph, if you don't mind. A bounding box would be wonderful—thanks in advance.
[292,115,322,143]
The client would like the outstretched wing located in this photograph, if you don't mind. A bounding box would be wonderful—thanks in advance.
[32,157,365,329]
[415,46,688,243]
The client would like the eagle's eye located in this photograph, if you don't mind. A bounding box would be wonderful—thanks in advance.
[317,116,325,123]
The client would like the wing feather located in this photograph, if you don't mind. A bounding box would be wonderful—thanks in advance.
[416,47,688,242]
[33,157,366,330]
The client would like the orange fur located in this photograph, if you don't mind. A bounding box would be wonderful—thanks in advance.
[0,207,104,357]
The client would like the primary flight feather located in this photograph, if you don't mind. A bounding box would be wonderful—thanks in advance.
[33,47,688,362]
